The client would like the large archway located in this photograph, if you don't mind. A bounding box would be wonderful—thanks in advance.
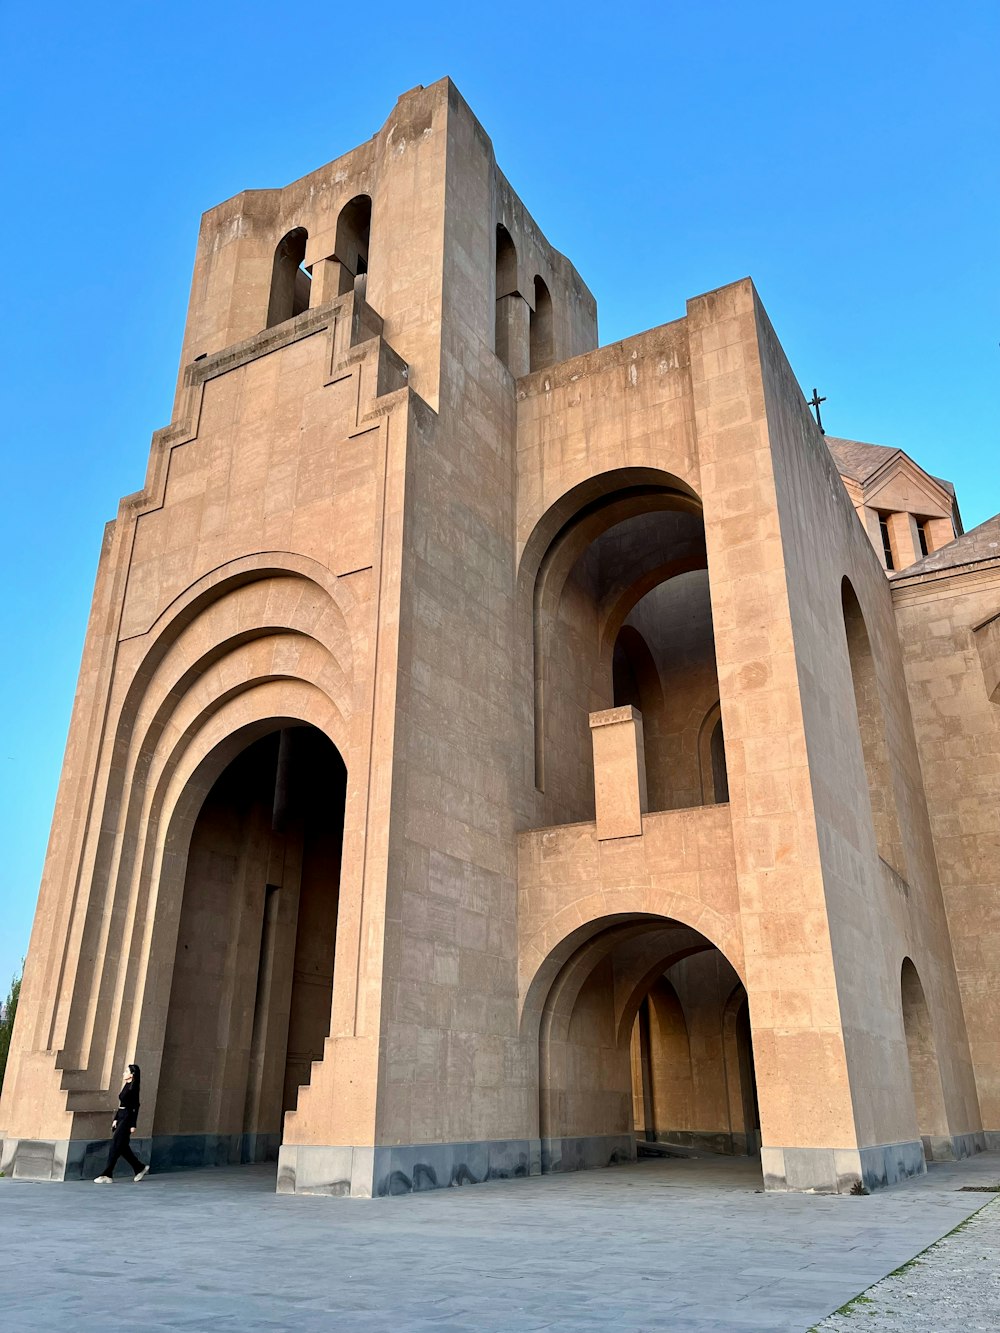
[534,915,760,1177]
[522,467,719,829]
[152,723,347,1169]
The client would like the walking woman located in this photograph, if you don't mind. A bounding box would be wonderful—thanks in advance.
[94,1064,150,1183]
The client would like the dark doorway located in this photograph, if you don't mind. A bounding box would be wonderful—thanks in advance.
[153,726,346,1166]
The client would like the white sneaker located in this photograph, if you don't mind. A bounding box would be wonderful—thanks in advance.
[134,1165,150,1182]
[94,1175,113,1184]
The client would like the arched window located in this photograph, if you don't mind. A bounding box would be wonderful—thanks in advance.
[841,578,906,876]
[530,275,554,371]
[495,224,518,370]
[900,959,949,1153]
[710,718,729,804]
[334,195,372,295]
[266,228,311,328]
[612,625,660,715]
[697,703,729,806]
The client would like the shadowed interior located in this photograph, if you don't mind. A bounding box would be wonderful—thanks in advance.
[153,725,346,1158]
[537,916,760,1164]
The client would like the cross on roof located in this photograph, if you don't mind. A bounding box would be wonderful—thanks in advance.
[807,388,827,435]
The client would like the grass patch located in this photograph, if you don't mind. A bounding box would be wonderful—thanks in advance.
[807,1197,997,1327]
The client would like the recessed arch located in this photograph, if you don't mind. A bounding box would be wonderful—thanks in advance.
[518,467,701,592]
[612,624,662,715]
[521,469,705,802]
[631,975,693,1142]
[49,561,358,1079]
[495,224,520,371]
[126,679,355,1099]
[151,721,348,1168]
[698,702,729,805]
[266,227,311,328]
[900,957,949,1155]
[530,275,554,371]
[721,984,760,1154]
[334,195,372,295]
[530,909,758,1171]
[78,671,352,1089]
[841,577,906,876]
[495,224,518,297]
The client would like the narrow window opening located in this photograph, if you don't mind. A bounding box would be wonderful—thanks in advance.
[495,224,518,369]
[916,519,930,558]
[878,513,895,570]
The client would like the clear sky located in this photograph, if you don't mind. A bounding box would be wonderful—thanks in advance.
[0,1,996,989]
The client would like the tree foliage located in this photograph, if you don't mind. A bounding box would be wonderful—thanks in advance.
[0,966,22,1095]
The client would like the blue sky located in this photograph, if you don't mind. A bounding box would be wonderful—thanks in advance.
[0,1,996,989]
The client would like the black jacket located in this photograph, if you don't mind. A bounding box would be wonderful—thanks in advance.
[112,1082,140,1133]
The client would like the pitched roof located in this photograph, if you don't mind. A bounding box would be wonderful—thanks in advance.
[825,436,956,497]
[825,437,901,483]
[897,514,1000,577]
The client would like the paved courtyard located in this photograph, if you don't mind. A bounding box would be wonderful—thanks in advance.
[2,1151,998,1332]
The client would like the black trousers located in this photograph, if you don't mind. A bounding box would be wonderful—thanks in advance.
[102,1122,145,1177]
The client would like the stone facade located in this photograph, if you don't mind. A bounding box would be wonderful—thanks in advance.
[2,80,997,1196]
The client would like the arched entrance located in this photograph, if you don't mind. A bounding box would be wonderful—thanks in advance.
[900,958,949,1160]
[152,723,346,1169]
[534,915,760,1175]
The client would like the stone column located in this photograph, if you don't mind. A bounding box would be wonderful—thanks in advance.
[310,256,345,305]
[926,517,954,553]
[495,294,530,378]
[589,706,648,840]
[887,511,920,570]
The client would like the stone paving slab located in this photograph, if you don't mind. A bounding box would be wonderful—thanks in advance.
[2,1152,999,1332]
[813,1193,1000,1331]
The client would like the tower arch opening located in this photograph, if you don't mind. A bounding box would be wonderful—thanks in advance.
[334,195,372,296]
[266,227,311,328]
[494,223,519,371]
[152,723,347,1170]
[530,275,554,371]
[525,470,721,819]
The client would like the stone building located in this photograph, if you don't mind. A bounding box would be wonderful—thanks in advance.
[2,80,998,1196]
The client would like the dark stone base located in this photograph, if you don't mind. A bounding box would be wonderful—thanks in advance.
[540,1133,635,1174]
[923,1130,987,1162]
[646,1129,759,1156]
[150,1132,280,1174]
[762,1139,929,1193]
[1,1131,280,1181]
[277,1139,542,1197]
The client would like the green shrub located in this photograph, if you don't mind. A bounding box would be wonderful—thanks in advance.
[0,965,23,1095]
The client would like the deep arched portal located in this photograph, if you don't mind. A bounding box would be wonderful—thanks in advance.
[152,724,347,1168]
[535,915,760,1174]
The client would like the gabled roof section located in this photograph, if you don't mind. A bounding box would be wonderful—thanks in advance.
[897,513,1000,577]
[826,435,961,527]
[826,437,901,484]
